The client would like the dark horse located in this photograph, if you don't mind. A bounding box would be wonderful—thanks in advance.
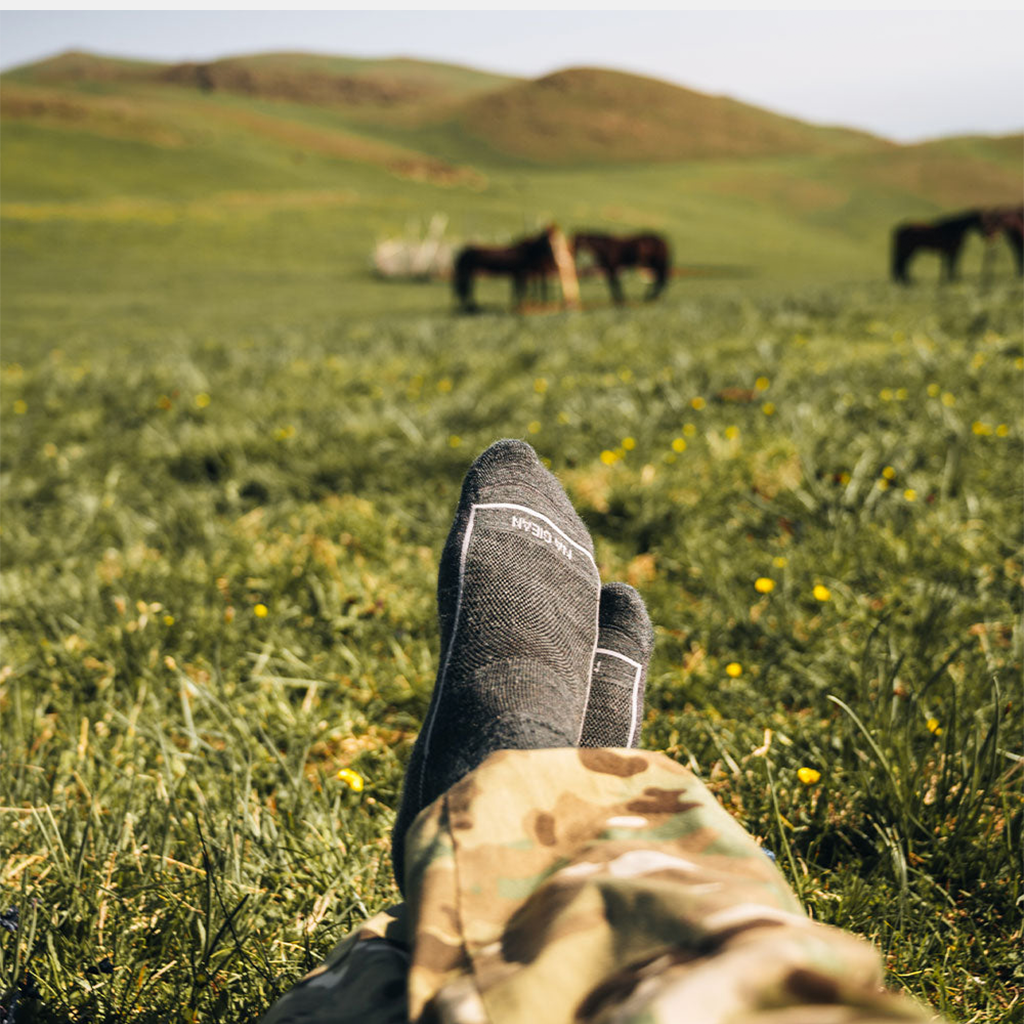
[891,210,987,284]
[572,232,670,304]
[453,227,557,313]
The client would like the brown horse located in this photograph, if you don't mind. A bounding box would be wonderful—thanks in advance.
[453,227,558,313]
[571,232,670,304]
[891,210,988,284]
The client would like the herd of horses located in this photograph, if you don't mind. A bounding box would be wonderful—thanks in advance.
[453,226,670,313]
[891,204,1023,284]
[449,205,1023,313]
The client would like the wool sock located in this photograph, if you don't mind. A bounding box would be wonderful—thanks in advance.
[580,583,654,748]
[391,439,601,891]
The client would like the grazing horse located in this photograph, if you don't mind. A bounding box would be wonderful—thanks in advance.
[981,205,1024,276]
[453,227,559,313]
[891,210,987,284]
[571,232,671,304]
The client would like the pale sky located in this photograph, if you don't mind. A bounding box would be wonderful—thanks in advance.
[1,10,1022,142]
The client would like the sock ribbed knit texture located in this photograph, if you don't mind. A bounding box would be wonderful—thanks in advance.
[391,440,600,891]
[580,582,655,748]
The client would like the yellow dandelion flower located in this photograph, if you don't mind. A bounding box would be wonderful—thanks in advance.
[43,442,58,458]
[163,614,175,627]
[762,402,776,416]
[895,388,908,400]
[195,392,211,409]
[336,768,364,792]
[812,584,831,602]
[683,423,697,437]
[879,388,893,401]
[437,377,453,393]
[877,478,890,491]
[600,449,619,466]
[1016,357,1024,370]
[724,425,739,440]
[691,396,706,411]
[754,577,775,594]
[838,471,851,485]
[927,383,940,397]
[622,436,636,451]
[528,420,541,434]
[13,399,27,415]
[797,767,821,785]
[448,434,462,448]
[773,556,788,569]
[971,421,992,436]
[618,367,633,383]
[882,466,896,480]
[725,662,743,678]
[970,353,986,369]
[903,488,917,502]
[254,603,269,618]
[157,396,172,411]
[534,377,548,394]
[755,376,770,391]
[941,392,956,407]
[926,717,942,736]
[995,424,1009,437]
[671,437,687,453]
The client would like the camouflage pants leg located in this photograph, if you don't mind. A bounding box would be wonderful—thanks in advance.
[261,749,937,1024]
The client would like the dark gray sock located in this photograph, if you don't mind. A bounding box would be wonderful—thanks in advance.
[391,439,601,891]
[580,583,654,748]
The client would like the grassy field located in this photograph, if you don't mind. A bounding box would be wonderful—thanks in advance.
[1,54,1023,1024]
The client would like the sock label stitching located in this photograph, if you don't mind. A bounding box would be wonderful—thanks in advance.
[474,502,597,566]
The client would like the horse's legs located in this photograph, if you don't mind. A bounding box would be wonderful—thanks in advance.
[512,273,527,312]
[1005,227,1024,276]
[603,265,625,305]
[645,261,668,300]
[943,240,964,282]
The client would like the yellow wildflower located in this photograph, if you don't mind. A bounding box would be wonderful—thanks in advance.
[725,662,743,678]
[895,388,908,400]
[941,392,956,407]
[812,584,831,602]
[254,603,269,618]
[882,466,896,480]
[533,377,548,394]
[926,717,942,736]
[971,421,992,436]
[762,402,776,416]
[995,424,1009,437]
[195,392,211,409]
[755,376,770,391]
[724,425,740,440]
[13,400,27,415]
[163,615,175,627]
[927,383,940,397]
[754,577,775,594]
[797,767,821,785]
[448,435,462,448]
[671,437,687,453]
[336,768,364,792]
[528,421,541,434]
[903,489,917,502]
[877,478,890,491]
[437,377,453,393]
[622,437,636,450]
[691,396,706,411]
[43,442,58,458]
[879,388,893,401]
[772,556,788,569]
[600,449,619,466]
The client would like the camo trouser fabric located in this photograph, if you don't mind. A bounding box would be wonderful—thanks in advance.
[260,748,935,1024]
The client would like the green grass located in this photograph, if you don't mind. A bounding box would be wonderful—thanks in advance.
[1,73,1023,1022]
[1,276,1022,1022]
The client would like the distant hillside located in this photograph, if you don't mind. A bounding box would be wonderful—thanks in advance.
[454,67,887,164]
[5,49,516,110]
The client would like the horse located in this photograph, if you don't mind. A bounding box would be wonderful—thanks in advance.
[571,232,671,304]
[453,227,559,313]
[891,210,987,284]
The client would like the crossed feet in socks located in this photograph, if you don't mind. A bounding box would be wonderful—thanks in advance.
[391,439,655,891]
